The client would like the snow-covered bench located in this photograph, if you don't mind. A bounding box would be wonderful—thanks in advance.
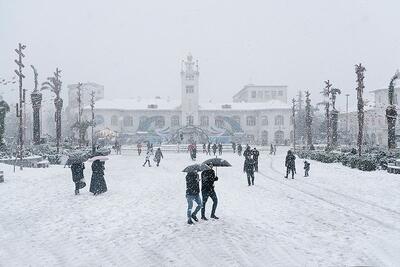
[387,163,400,174]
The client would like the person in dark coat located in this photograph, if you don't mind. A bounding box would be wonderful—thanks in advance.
[232,142,236,153]
[212,143,217,155]
[71,162,85,195]
[284,150,296,179]
[89,160,107,195]
[252,148,260,172]
[137,143,142,156]
[202,143,207,154]
[243,146,252,159]
[207,143,211,155]
[201,163,219,220]
[237,144,243,156]
[270,144,274,155]
[218,143,223,155]
[304,160,310,177]
[186,171,202,224]
[154,148,163,167]
[244,157,256,186]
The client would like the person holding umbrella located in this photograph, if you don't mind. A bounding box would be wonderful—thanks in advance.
[89,157,108,195]
[183,164,210,224]
[201,163,219,220]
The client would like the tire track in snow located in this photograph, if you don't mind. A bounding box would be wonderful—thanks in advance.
[256,157,400,233]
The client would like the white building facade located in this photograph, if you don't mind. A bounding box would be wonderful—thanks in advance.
[84,54,292,145]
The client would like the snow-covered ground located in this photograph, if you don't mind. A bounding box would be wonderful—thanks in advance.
[1,147,400,266]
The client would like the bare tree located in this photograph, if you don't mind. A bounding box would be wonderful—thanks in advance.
[305,91,313,149]
[355,63,366,156]
[386,70,400,149]
[41,68,63,153]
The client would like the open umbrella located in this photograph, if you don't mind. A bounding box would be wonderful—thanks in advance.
[182,163,210,173]
[202,157,232,176]
[66,151,90,165]
[87,155,109,162]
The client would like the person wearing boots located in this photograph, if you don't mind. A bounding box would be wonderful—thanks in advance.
[201,163,219,220]
[71,162,85,195]
[185,171,202,224]
[154,148,163,167]
[212,143,217,155]
[284,150,296,179]
[244,157,256,186]
[218,143,223,155]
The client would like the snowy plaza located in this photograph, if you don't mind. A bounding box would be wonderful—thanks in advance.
[1,148,400,266]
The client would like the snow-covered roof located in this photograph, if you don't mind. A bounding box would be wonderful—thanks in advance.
[85,98,290,111]
[199,100,290,111]
[86,97,180,111]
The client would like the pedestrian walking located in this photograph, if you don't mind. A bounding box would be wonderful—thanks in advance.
[154,148,164,167]
[70,162,85,195]
[304,160,310,177]
[137,143,142,156]
[273,144,277,155]
[212,143,217,156]
[207,143,211,155]
[252,147,260,172]
[284,150,296,179]
[201,163,219,220]
[232,142,236,153]
[243,145,252,159]
[143,151,152,167]
[270,144,274,155]
[244,157,256,186]
[202,143,207,154]
[237,144,242,156]
[218,143,223,155]
[186,171,202,224]
[89,160,107,195]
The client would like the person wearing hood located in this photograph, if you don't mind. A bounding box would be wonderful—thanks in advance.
[154,148,163,167]
[89,160,107,195]
[185,171,202,224]
[201,163,219,220]
[285,150,296,179]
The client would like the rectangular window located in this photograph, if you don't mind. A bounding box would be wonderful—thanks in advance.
[278,91,283,96]
[257,91,263,98]
[271,91,277,99]
[251,91,257,98]
[264,91,270,99]
[186,85,194,94]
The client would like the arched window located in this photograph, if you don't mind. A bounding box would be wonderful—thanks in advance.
[246,116,256,126]
[186,115,194,126]
[111,115,119,126]
[123,116,133,127]
[171,115,180,127]
[274,130,284,144]
[261,116,268,126]
[215,117,224,128]
[200,116,209,127]
[155,117,165,128]
[275,115,284,126]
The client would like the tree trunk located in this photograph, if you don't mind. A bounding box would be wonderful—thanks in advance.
[54,97,63,153]
[31,92,42,145]
[331,109,339,147]
[386,105,397,149]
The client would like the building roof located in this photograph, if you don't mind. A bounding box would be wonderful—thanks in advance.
[86,97,180,111]
[232,84,288,99]
[199,100,290,111]
[85,98,290,111]
[370,87,400,93]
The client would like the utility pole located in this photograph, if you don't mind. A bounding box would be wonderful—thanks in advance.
[345,94,350,140]
[90,90,96,154]
[14,43,26,170]
[292,98,296,152]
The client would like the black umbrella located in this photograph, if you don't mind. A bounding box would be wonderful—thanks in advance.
[202,157,232,176]
[66,151,90,165]
[182,163,211,173]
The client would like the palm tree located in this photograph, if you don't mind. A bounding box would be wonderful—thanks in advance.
[330,87,341,147]
[305,91,313,149]
[41,68,63,152]
[0,96,10,145]
[355,63,366,156]
[386,70,400,149]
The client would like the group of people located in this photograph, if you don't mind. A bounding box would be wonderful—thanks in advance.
[201,143,224,156]
[70,159,107,196]
[284,150,311,179]
[185,162,219,224]
[143,147,164,167]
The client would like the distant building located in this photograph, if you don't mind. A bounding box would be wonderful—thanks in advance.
[83,54,292,145]
[233,84,288,103]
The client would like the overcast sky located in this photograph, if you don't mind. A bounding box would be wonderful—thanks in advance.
[1,0,400,111]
